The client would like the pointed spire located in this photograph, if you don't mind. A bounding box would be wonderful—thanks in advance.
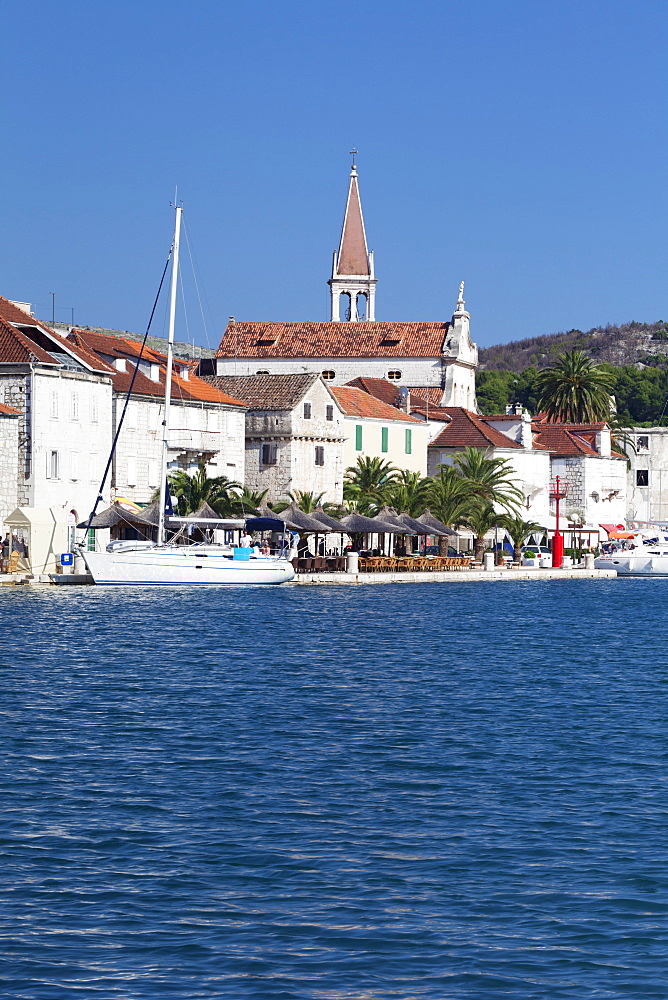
[336,155,370,276]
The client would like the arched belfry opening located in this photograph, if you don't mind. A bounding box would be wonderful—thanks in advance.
[328,155,377,321]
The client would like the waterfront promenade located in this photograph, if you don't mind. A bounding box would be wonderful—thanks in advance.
[293,566,616,585]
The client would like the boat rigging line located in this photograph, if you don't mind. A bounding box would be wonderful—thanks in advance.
[81,248,173,542]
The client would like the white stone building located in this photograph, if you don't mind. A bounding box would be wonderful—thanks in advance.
[68,329,247,504]
[330,386,428,477]
[618,427,668,524]
[211,160,478,408]
[206,374,345,504]
[0,296,113,536]
[0,402,20,525]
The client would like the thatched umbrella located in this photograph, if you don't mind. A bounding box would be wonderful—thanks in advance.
[77,502,156,530]
[340,512,402,534]
[311,506,347,531]
[413,508,457,536]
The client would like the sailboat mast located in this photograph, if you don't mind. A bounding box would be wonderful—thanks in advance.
[158,204,182,546]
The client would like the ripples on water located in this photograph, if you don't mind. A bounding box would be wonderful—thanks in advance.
[1,580,666,998]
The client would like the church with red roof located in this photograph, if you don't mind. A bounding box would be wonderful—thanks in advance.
[213,158,479,411]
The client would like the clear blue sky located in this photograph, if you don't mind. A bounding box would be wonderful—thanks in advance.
[3,0,667,351]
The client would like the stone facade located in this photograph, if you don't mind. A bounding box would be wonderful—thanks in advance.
[551,454,627,527]
[0,408,19,524]
[111,396,247,504]
[625,428,668,523]
[0,367,113,526]
[243,379,345,504]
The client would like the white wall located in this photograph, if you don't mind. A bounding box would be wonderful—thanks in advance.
[342,415,428,476]
[31,370,113,525]
[113,397,247,502]
[626,428,668,523]
[216,355,445,388]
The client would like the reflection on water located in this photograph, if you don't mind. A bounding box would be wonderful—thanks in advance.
[1,580,666,999]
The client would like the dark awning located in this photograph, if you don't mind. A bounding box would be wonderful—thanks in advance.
[245,517,288,532]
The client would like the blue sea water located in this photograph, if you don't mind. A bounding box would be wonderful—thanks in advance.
[0,579,666,999]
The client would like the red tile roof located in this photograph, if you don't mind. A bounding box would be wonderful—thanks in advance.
[68,329,245,407]
[0,297,109,371]
[331,386,420,422]
[0,402,20,415]
[215,321,450,358]
[429,407,522,449]
[205,373,323,410]
[531,422,601,456]
[345,376,402,407]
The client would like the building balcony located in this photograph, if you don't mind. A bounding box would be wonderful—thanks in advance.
[167,428,221,453]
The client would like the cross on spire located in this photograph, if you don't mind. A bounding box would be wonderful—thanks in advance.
[350,147,358,168]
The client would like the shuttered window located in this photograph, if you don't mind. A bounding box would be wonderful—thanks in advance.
[355,425,363,451]
[261,443,277,466]
[381,427,388,453]
[405,428,412,454]
[315,446,325,466]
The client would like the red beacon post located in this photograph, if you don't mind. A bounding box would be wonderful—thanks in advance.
[550,476,568,568]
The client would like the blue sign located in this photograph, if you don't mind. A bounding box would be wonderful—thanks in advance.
[60,553,74,566]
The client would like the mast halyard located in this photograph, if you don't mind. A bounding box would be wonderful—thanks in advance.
[158,204,182,546]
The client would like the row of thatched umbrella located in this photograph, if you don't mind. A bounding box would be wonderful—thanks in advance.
[81,498,457,542]
[255,503,455,538]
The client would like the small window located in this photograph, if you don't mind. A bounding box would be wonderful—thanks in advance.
[71,393,79,421]
[322,370,336,381]
[381,427,389,453]
[70,451,79,481]
[637,435,649,450]
[127,402,138,429]
[636,469,649,486]
[355,424,363,451]
[86,528,96,552]
[405,428,412,454]
[50,391,58,419]
[90,396,98,423]
[47,450,60,479]
[126,455,137,486]
[261,442,277,466]
[148,459,159,487]
[149,405,159,431]
[303,402,312,419]
[256,370,270,375]
[326,405,334,421]
[315,446,325,466]
[387,370,402,381]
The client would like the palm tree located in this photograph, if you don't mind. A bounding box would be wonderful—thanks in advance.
[343,456,399,514]
[535,350,615,423]
[499,513,545,564]
[386,471,432,517]
[230,486,268,515]
[429,464,470,525]
[451,447,524,512]
[166,464,241,517]
[460,500,510,563]
[273,490,328,514]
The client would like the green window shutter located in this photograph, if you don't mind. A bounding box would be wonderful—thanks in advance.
[405,428,412,454]
[355,425,363,451]
[381,427,388,452]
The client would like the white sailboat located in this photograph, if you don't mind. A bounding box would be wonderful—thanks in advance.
[80,206,295,586]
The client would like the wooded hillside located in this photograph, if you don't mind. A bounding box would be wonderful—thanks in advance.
[479,320,668,372]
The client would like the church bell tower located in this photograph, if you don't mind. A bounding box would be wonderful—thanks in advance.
[329,152,377,321]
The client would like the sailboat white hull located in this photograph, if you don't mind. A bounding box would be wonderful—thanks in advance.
[82,547,295,585]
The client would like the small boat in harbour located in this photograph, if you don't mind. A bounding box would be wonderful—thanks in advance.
[594,526,668,576]
[79,205,296,586]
